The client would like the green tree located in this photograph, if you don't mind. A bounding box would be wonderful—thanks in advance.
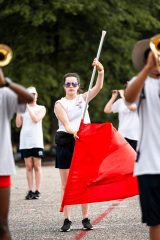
[0,0,160,146]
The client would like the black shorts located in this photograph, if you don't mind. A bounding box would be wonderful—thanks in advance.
[55,131,75,169]
[20,148,44,159]
[138,174,160,226]
[125,138,137,151]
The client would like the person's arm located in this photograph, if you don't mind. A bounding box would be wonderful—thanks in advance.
[118,89,124,99]
[104,90,119,113]
[16,113,23,128]
[0,68,34,104]
[124,51,156,103]
[128,103,137,112]
[54,102,78,138]
[27,105,46,123]
[82,58,104,102]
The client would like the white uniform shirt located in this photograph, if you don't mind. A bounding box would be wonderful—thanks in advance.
[112,98,139,141]
[55,94,90,132]
[19,105,45,149]
[133,76,160,175]
[0,87,25,175]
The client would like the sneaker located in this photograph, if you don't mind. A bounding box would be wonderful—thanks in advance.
[25,191,34,200]
[82,218,93,230]
[60,218,72,232]
[34,190,41,199]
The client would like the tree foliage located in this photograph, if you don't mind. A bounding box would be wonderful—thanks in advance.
[0,0,160,144]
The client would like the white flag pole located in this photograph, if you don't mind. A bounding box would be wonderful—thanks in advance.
[82,30,107,120]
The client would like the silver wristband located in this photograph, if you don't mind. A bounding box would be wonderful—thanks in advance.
[4,77,12,87]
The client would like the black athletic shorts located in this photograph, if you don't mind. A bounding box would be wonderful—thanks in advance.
[20,148,44,159]
[124,138,137,151]
[138,174,160,226]
[55,131,75,169]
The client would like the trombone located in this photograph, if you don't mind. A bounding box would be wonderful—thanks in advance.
[150,34,160,67]
[0,44,13,67]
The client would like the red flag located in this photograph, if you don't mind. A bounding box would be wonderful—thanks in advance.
[60,121,138,212]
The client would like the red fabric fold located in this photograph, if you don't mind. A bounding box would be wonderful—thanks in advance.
[60,121,138,212]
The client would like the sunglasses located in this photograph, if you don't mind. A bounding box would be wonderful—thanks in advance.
[64,82,79,88]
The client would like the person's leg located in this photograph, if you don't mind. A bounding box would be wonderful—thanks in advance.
[138,175,160,240]
[24,157,34,191]
[81,204,89,219]
[33,157,42,192]
[56,141,74,231]
[150,225,160,240]
[81,204,93,230]
[59,169,71,220]
[0,187,11,240]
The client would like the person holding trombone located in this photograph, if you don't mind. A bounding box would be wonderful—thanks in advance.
[0,44,34,240]
[125,34,160,240]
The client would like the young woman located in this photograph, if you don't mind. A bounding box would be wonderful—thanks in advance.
[104,89,139,151]
[16,87,46,200]
[54,58,104,232]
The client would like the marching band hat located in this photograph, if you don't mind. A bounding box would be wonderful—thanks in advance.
[27,86,37,94]
[132,38,150,70]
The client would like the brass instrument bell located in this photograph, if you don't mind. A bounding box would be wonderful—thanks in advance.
[0,44,13,67]
[150,34,160,66]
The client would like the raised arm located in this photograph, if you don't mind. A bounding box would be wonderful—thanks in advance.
[0,68,34,104]
[125,51,156,103]
[104,90,119,113]
[27,105,46,123]
[82,58,104,102]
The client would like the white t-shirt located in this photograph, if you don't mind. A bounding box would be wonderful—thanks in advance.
[0,87,25,175]
[55,94,90,132]
[19,105,45,149]
[112,98,139,141]
[130,76,160,175]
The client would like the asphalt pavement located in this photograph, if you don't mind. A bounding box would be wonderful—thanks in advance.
[9,161,149,240]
